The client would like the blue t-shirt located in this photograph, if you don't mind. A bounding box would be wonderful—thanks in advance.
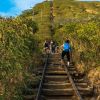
[63,43,71,51]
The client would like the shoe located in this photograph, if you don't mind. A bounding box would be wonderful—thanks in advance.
[67,61,70,66]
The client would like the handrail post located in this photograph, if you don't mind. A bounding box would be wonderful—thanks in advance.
[35,54,49,100]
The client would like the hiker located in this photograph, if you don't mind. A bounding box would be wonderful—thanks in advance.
[50,40,56,54]
[61,39,71,66]
[44,40,50,54]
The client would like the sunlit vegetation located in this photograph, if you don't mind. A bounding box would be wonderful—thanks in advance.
[54,20,100,68]
[0,17,42,99]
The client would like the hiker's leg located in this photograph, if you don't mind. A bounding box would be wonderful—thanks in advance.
[66,52,70,66]
[61,51,66,65]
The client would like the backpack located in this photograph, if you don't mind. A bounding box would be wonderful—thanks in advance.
[63,43,70,51]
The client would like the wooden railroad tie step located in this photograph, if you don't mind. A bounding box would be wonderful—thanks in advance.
[75,82,88,88]
[67,67,76,70]
[45,70,67,75]
[42,88,74,96]
[49,58,61,60]
[38,68,77,75]
[48,62,61,65]
[49,59,61,61]
[41,95,75,100]
[47,65,64,69]
[74,79,86,83]
[47,67,65,71]
[43,82,72,89]
[78,87,94,96]
[44,75,69,82]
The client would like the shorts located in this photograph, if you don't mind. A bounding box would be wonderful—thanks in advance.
[45,47,49,50]
[61,50,70,62]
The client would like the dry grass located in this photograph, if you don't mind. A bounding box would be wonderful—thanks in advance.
[86,9,98,14]
[88,67,100,95]
[76,61,85,74]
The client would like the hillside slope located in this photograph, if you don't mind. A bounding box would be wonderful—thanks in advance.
[19,0,100,48]
[19,1,100,95]
[19,0,100,65]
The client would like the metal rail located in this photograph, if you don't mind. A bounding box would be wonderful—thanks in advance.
[35,54,49,100]
[36,54,83,100]
[64,64,83,100]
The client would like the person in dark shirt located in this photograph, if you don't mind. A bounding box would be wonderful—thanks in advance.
[44,40,50,53]
[50,40,56,54]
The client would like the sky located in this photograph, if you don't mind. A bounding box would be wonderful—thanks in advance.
[0,0,100,17]
[0,0,44,17]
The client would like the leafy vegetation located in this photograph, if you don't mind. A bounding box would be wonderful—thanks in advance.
[54,19,100,68]
[0,17,41,99]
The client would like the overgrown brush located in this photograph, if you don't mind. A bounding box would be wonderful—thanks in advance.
[0,17,41,99]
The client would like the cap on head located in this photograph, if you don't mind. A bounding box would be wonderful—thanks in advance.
[65,39,70,43]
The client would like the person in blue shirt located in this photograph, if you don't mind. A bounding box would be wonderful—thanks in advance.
[61,39,71,66]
